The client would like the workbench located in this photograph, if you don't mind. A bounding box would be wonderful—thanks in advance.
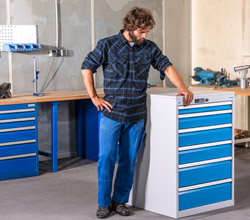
[0,89,104,179]
[190,85,250,145]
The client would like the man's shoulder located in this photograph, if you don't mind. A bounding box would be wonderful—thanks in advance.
[98,33,120,44]
[144,39,157,47]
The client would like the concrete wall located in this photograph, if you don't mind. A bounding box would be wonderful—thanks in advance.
[191,0,250,129]
[1,0,190,158]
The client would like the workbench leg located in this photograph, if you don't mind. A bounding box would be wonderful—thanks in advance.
[51,101,60,172]
[76,100,83,158]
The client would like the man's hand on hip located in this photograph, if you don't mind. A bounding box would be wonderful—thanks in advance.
[91,96,113,112]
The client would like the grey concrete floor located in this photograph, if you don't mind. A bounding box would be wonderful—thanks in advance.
[1,146,250,220]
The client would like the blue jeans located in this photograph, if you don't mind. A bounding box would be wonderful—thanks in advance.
[98,114,145,207]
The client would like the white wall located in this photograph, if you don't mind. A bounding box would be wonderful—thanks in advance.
[192,0,250,129]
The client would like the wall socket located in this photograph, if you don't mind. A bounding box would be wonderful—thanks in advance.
[48,49,67,57]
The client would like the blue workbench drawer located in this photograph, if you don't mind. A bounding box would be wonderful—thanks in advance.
[179,105,231,114]
[179,127,232,147]
[0,111,35,120]
[179,182,231,211]
[179,160,231,188]
[179,114,232,129]
[179,144,231,165]
[0,103,36,111]
[0,120,35,130]
[0,130,35,144]
[0,143,36,157]
[0,156,38,177]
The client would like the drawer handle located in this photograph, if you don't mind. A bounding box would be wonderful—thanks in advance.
[179,140,232,151]
[179,178,232,192]
[178,101,232,110]
[0,109,35,114]
[0,153,36,161]
[179,110,232,118]
[0,126,35,133]
[178,156,232,168]
[0,117,35,123]
[179,124,232,133]
[0,139,36,147]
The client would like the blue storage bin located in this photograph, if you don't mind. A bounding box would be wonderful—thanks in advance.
[3,44,18,52]
[179,105,231,114]
[179,114,232,129]
[179,160,231,188]
[179,183,231,210]
[179,144,231,164]
[179,127,232,147]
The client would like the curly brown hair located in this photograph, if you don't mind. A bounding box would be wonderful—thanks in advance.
[122,7,155,31]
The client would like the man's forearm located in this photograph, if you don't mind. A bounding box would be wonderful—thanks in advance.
[164,65,188,92]
[81,69,97,98]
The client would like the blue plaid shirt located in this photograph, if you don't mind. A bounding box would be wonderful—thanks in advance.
[81,30,172,123]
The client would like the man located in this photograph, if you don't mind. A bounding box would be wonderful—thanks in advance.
[81,7,193,219]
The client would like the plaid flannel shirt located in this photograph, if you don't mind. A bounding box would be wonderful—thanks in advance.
[81,30,172,123]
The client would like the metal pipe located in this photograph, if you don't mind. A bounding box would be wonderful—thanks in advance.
[55,0,59,49]
[33,57,37,94]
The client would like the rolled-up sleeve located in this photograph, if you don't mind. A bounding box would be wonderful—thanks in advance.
[151,43,172,80]
[81,40,106,73]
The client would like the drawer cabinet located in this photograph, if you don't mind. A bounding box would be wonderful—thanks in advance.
[129,89,234,218]
[0,103,39,180]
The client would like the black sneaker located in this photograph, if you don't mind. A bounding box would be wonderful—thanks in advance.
[111,200,130,216]
[96,205,110,219]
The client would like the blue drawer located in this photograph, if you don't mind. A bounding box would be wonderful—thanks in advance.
[0,111,35,120]
[0,156,38,177]
[179,144,231,164]
[0,143,37,157]
[0,103,36,111]
[0,130,35,144]
[179,114,232,129]
[179,127,232,147]
[179,183,231,210]
[0,120,35,130]
[179,161,231,188]
[179,105,231,114]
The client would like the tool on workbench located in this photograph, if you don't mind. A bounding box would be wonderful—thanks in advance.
[32,57,44,96]
[192,67,238,87]
[234,65,250,89]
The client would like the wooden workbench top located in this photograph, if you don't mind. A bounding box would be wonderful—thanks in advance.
[0,88,104,105]
[190,84,250,96]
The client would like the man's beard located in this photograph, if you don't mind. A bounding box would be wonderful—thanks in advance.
[129,31,144,44]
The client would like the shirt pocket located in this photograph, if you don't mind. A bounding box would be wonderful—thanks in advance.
[135,55,151,79]
[108,54,127,76]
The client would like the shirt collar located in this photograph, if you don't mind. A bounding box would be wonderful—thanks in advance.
[118,30,128,44]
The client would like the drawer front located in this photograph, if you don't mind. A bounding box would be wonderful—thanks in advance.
[0,143,36,157]
[179,161,231,188]
[179,144,232,165]
[0,111,35,121]
[0,156,37,176]
[179,182,231,211]
[179,105,231,114]
[0,103,36,111]
[0,130,36,144]
[0,120,35,130]
[179,127,232,147]
[179,114,232,129]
